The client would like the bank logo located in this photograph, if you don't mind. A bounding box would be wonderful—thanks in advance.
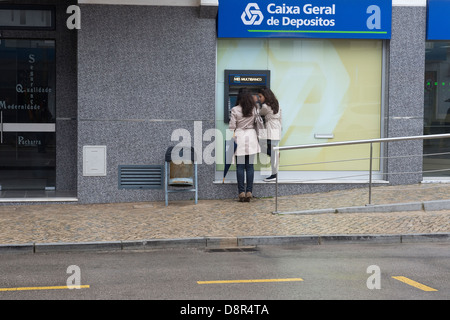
[241,3,264,26]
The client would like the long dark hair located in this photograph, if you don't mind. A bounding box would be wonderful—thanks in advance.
[236,88,256,117]
[258,87,279,114]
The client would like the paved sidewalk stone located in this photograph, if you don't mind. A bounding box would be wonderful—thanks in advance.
[0,183,449,245]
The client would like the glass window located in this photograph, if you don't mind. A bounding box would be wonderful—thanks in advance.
[424,41,450,178]
[0,39,56,191]
[216,38,384,180]
[0,6,54,30]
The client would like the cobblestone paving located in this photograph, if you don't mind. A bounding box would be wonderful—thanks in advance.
[0,184,449,244]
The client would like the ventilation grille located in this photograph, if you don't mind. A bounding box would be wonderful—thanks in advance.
[118,165,163,190]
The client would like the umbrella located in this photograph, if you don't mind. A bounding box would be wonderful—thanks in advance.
[223,137,237,183]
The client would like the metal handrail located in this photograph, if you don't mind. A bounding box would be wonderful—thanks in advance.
[272,133,450,214]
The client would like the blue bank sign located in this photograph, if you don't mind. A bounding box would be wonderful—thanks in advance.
[427,0,450,40]
[218,0,392,39]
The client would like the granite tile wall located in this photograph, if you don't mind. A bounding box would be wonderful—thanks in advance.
[77,5,218,203]
[386,5,426,184]
[77,4,429,204]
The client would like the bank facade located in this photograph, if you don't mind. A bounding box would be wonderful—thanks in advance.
[0,0,449,204]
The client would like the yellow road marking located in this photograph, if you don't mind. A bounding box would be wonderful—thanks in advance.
[392,276,437,292]
[198,278,303,284]
[0,285,90,292]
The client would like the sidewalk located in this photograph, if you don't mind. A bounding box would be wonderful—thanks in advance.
[0,183,449,252]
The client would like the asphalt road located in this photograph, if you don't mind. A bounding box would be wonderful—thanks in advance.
[0,242,448,305]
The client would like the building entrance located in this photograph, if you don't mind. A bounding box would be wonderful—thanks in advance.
[0,39,56,190]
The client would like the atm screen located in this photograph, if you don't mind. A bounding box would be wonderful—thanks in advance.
[224,69,270,123]
[228,95,237,111]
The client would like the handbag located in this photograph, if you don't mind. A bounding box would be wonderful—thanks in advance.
[254,108,266,139]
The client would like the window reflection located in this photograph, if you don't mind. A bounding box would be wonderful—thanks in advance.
[424,41,450,177]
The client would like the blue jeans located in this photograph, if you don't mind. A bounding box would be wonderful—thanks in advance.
[236,155,255,194]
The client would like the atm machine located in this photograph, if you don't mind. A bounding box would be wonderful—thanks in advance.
[224,70,270,123]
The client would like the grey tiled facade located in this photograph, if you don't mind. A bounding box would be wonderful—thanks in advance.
[76,3,427,203]
[0,1,432,204]
[386,5,426,185]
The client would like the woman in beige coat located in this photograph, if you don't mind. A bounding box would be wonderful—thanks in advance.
[229,89,261,202]
[257,87,282,182]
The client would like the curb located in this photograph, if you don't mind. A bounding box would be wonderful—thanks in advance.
[0,233,449,254]
[277,199,450,215]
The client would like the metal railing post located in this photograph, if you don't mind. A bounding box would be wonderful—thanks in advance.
[368,142,373,205]
[274,164,279,214]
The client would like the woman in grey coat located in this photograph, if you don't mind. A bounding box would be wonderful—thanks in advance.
[257,87,282,182]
